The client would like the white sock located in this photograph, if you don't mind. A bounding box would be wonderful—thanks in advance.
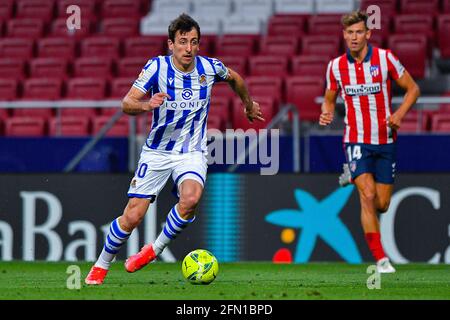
[94,217,131,270]
[153,205,195,256]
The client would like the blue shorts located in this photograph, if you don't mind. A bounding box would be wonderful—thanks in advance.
[344,143,396,184]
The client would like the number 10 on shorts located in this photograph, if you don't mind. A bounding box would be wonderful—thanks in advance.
[347,145,362,161]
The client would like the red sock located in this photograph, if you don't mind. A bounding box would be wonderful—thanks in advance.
[365,232,386,262]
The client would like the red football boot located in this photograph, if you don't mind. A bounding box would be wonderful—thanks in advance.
[85,266,108,285]
[124,244,156,273]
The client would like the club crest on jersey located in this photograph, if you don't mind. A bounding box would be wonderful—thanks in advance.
[370,65,380,77]
[182,88,193,100]
[199,74,207,87]
[350,161,357,173]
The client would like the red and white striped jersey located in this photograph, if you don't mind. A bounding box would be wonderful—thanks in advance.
[326,45,405,144]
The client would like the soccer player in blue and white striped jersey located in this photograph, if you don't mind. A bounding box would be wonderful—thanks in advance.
[85,13,264,284]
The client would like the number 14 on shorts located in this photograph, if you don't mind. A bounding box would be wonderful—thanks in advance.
[347,145,362,161]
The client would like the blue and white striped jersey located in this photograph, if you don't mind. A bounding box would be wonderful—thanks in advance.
[133,55,229,153]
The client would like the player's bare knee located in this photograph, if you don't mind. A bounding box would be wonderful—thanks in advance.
[377,201,390,214]
[359,188,376,204]
[179,194,199,211]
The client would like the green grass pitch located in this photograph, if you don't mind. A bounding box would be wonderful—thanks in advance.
[0,262,449,300]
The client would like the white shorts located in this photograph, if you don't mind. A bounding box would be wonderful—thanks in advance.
[127,149,208,202]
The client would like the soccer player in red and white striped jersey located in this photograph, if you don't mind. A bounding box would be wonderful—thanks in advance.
[319,11,420,273]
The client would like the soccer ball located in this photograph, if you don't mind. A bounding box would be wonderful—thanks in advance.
[181,249,219,285]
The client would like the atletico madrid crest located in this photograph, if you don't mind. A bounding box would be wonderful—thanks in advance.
[370,65,380,77]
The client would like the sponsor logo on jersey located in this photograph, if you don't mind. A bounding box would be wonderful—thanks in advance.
[164,99,208,110]
[182,88,193,100]
[344,83,381,96]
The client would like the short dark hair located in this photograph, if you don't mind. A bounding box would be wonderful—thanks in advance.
[168,13,201,42]
[341,10,369,30]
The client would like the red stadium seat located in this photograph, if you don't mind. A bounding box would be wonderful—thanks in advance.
[57,0,96,19]
[431,114,450,132]
[37,38,76,59]
[100,107,122,116]
[80,36,121,59]
[367,33,385,49]
[438,15,450,58]
[49,116,90,136]
[73,57,113,79]
[302,35,341,57]
[60,107,98,118]
[285,76,324,121]
[100,18,138,38]
[123,36,167,58]
[208,96,231,125]
[212,82,234,99]
[5,117,46,136]
[0,0,14,20]
[0,78,18,100]
[308,15,342,36]
[92,115,129,137]
[0,38,34,59]
[199,35,216,56]
[215,56,247,76]
[400,0,439,14]
[291,55,329,76]
[248,56,289,77]
[267,15,305,37]
[29,58,68,79]
[369,14,392,41]
[246,76,284,104]
[0,107,9,121]
[444,0,450,13]
[207,114,224,131]
[0,58,26,80]
[16,0,55,22]
[216,36,255,57]
[259,36,299,57]
[387,34,427,79]
[360,0,397,16]
[22,78,62,100]
[394,15,435,55]
[117,57,147,77]
[136,112,153,135]
[6,18,45,39]
[110,77,134,98]
[13,107,54,121]
[50,17,92,39]
[66,78,107,99]
[399,110,430,132]
[439,91,450,112]
[101,0,141,18]
[232,96,275,131]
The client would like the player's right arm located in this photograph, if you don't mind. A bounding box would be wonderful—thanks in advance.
[122,88,170,116]
[319,60,339,126]
[122,58,170,115]
[319,89,338,126]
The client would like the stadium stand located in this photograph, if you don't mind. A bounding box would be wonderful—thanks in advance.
[1,0,450,137]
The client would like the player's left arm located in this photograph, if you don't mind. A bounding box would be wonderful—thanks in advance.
[225,67,265,123]
[389,71,421,130]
